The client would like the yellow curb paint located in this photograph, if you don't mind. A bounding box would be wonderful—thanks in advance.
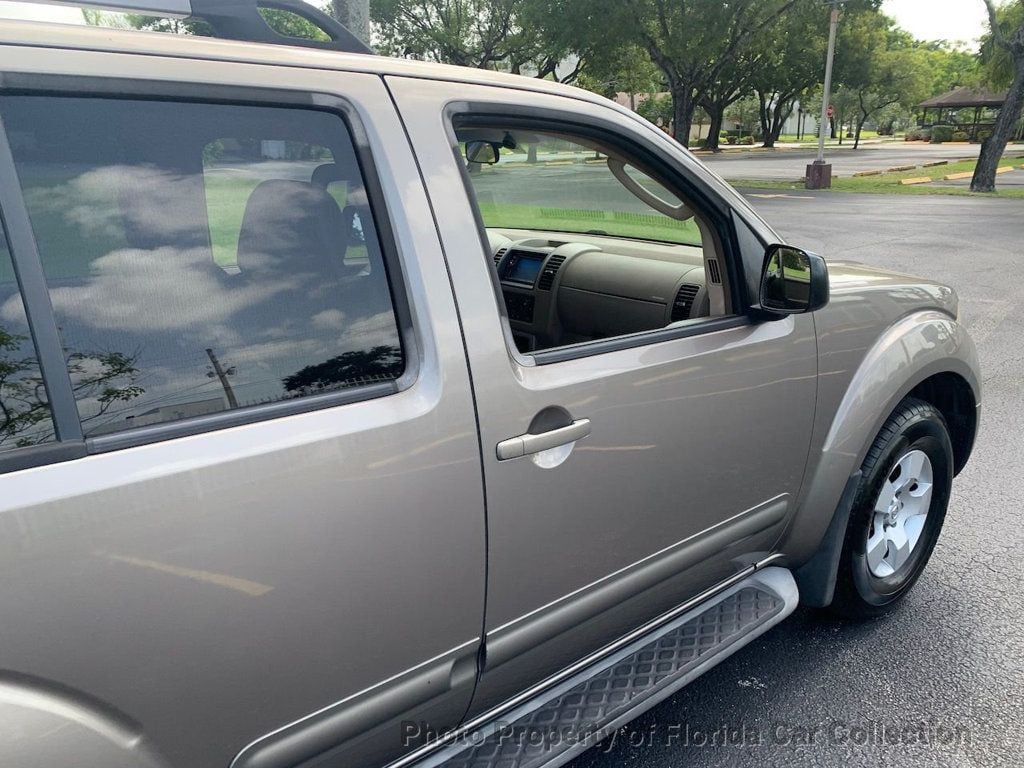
[853,170,883,177]
[900,177,933,186]
[995,165,1014,174]
[943,171,974,180]
[887,165,916,172]
[923,160,948,167]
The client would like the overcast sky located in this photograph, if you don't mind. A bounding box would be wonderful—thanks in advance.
[883,0,988,44]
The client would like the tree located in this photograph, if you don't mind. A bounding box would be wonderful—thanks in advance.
[0,328,143,448]
[849,48,929,147]
[750,0,829,148]
[576,45,660,101]
[972,0,1024,192]
[624,0,802,146]
[826,6,927,148]
[370,0,583,82]
[283,346,403,395]
[699,48,762,152]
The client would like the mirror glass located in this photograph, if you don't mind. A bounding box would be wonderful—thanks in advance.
[762,246,812,311]
[466,140,500,165]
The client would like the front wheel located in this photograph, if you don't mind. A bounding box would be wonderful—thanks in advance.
[829,397,953,620]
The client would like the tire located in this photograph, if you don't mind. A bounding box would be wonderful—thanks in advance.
[829,397,954,620]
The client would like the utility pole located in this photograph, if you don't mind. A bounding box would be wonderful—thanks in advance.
[806,0,844,189]
[206,348,239,410]
[330,0,370,48]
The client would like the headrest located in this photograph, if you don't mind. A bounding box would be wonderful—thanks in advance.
[236,180,348,278]
[311,163,345,189]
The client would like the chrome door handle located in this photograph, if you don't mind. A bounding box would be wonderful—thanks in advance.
[496,419,591,461]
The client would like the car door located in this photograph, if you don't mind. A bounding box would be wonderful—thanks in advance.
[0,50,484,768]
[387,76,818,714]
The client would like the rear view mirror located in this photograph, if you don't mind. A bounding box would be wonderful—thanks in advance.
[465,140,500,165]
[759,244,829,314]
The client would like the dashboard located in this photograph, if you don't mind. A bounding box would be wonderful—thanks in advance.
[488,231,712,353]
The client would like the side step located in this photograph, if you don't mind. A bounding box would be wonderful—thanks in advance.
[425,568,798,768]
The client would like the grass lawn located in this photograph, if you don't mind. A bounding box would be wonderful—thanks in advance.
[476,201,703,246]
[727,156,1024,197]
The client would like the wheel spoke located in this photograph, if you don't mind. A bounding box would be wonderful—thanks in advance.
[874,482,897,515]
[904,514,927,552]
[886,524,911,571]
[901,451,927,486]
[866,525,889,574]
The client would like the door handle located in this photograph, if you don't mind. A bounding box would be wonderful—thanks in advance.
[496,419,591,461]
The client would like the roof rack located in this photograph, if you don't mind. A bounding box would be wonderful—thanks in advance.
[30,0,373,54]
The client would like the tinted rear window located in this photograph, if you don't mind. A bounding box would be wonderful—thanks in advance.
[2,96,403,438]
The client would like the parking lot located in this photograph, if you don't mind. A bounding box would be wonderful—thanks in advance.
[573,191,1024,768]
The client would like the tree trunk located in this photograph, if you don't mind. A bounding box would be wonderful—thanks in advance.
[704,104,725,152]
[527,145,538,164]
[971,57,1024,192]
[853,113,867,149]
[670,86,696,148]
[757,91,772,147]
[829,116,837,139]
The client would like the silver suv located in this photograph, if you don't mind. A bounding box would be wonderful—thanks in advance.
[0,4,980,768]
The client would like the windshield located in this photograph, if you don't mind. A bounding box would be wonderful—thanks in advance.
[460,131,702,247]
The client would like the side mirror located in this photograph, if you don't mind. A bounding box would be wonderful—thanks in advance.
[465,140,500,165]
[759,244,829,314]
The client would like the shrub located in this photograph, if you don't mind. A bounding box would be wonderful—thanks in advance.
[977,129,994,142]
[952,130,969,142]
[930,125,954,144]
[741,135,755,145]
[905,129,922,141]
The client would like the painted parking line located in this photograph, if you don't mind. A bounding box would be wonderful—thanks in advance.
[104,553,274,596]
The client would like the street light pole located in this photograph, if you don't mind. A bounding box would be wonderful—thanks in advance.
[817,4,841,163]
[807,0,844,189]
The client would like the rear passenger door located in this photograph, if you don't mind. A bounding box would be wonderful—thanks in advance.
[0,57,483,768]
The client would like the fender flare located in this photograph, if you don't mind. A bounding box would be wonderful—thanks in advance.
[786,310,980,606]
[0,672,169,768]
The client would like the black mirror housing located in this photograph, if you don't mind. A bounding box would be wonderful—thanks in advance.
[465,140,500,165]
[759,244,829,314]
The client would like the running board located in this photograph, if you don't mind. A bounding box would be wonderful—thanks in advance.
[423,568,798,768]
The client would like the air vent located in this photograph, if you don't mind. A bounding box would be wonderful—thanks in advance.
[537,254,567,290]
[707,258,722,285]
[671,284,701,322]
[493,247,509,267]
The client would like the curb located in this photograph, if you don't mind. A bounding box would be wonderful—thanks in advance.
[853,169,882,177]
[943,171,973,180]
[923,160,948,167]
[900,177,933,186]
[887,165,916,173]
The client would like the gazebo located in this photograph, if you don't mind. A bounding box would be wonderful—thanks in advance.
[918,86,1008,141]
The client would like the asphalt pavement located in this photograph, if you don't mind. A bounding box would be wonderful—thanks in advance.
[701,143,991,180]
[570,191,1024,768]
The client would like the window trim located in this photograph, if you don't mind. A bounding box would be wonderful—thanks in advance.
[0,114,83,443]
[0,73,418,468]
[445,104,750,366]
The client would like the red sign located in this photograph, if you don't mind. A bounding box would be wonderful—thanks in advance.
[826,104,835,118]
